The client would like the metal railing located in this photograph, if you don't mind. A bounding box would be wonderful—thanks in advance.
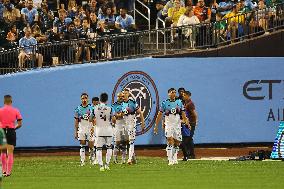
[0,3,284,75]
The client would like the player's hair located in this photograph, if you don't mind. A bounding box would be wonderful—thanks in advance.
[100,93,108,103]
[168,88,176,93]
[123,88,129,92]
[184,91,192,96]
[4,95,12,104]
[81,93,88,97]
[178,87,185,93]
[92,97,99,102]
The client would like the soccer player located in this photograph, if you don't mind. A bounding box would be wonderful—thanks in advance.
[92,93,115,171]
[112,92,128,164]
[0,95,22,176]
[154,88,189,165]
[92,97,100,106]
[74,93,95,166]
[90,96,99,164]
[122,89,145,165]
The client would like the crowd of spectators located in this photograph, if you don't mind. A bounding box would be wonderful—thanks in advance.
[0,0,137,50]
[152,0,283,45]
[0,0,283,68]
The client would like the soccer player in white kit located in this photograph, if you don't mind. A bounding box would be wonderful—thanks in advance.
[92,93,115,171]
[154,88,189,165]
[74,93,95,166]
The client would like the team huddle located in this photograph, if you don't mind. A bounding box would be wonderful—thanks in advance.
[74,87,196,170]
[74,89,145,171]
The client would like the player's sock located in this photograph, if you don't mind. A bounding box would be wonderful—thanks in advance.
[1,152,7,174]
[7,153,14,175]
[128,140,135,161]
[89,147,95,162]
[173,146,179,163]
[80,144,86,164]
[96,148,103,167]
[167,145,173,162]
[113,144,119,161]
[106,145,112,165]
[166,145,171,160]
[121,144,127,162]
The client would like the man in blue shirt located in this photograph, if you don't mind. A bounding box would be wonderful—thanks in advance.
[21,0,38,25]
[18,27,43,69]
[115,7,136,32]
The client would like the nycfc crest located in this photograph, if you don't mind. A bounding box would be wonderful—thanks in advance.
[112,71,159,136]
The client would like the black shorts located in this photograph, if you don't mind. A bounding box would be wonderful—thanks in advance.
[3,128,16,146]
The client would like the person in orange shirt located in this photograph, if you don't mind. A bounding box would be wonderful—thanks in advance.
[193,0,211,23]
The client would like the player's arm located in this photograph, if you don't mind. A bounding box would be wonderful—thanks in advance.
[15,119,22,130]
[137,108,145,131]
[154,111,163,135]
[181,111,190,129]
[192,109,198,126]
[74,118,79,139]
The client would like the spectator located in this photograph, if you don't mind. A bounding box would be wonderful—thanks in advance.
[38,0,54,33]
[3,0,21,25]
[63,21,78,40]
[21,0,38,26]
[162,0,185,17]
[210,0,218,22]
[89,11,97,32]
[0,0,5,22]
[78,5,87,20]
[98,5,115,30]
[194,0,211,23]
[257,0,269,33]
[53,9,72,34]
[223,4,245,41]
[67,0,78,19]
[6,24,18,48]
[77,17,91,62]
[73,16,81,34]
[156,1,165,19]
[84,0,100,16]
[167,0,186,25]
[177,6,200,47]
[18,26,43,69]
[218,0,233,17]
[31,23,47,43]
[115,7,136,32]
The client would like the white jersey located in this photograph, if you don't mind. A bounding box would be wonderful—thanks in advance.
[93,103,113,137]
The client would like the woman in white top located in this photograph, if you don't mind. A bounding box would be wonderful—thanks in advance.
[177,6,200,47]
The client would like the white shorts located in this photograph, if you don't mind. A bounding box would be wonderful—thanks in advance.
[96,136,113,148]
[114,125,129,142]
[165,126,182,141]
[78,121,95,142]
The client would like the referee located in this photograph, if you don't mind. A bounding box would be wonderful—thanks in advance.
[0,95,22,177]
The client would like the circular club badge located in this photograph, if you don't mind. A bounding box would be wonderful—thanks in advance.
[112,71,159,136]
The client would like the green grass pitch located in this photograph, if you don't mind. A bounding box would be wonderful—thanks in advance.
[3,156,284,189]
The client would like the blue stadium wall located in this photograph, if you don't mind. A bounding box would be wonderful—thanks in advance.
[0,57,283,147]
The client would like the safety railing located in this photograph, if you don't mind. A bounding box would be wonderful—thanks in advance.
[1,3,284,75]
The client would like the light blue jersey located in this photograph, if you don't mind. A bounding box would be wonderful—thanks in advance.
[122,99,139,116]
[74,104,93,122]
[160,98,184,116]
[115,14,135,29]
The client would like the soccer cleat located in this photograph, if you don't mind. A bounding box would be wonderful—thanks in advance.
[99,166,105,172]
[168,161,174,166]
[104,164,110,171]
[122,159,126,164]
[113,156,118,164]
[92,158,98,165]
[132,154,137,164]
[127,159,132,165]
[173,160,178,165]
[80,161,85,166]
